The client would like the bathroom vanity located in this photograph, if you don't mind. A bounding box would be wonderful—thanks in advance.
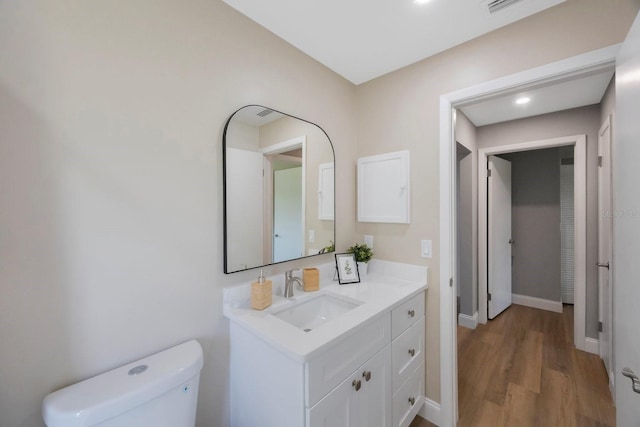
[224,260,427,427]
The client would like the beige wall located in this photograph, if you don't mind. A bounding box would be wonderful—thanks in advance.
[355,0,638,402]
[0,1,356,426]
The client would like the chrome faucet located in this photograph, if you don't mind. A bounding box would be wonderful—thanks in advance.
[284,269,303,298]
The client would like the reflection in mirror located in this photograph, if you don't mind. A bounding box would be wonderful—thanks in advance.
[223,105,335,273]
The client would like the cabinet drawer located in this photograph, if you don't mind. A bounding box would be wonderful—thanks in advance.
[391,292,425,338]
[392,362,424,427]
[392,317,424,391]
[306,313,391,407]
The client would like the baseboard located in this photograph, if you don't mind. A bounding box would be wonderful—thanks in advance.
[584,337,600,355]
[458,312,478,329]
[418,397,440,426]
[512,294,563,313]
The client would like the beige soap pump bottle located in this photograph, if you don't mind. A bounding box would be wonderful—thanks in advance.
[251,269,272,310]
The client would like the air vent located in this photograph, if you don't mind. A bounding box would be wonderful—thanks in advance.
[256,108,274,117]
[487,0,524,13]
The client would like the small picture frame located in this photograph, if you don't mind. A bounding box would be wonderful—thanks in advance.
[335,253,360,284]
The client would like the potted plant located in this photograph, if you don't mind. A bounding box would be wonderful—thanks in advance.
[347,243,373,277]
[319,240,335,254]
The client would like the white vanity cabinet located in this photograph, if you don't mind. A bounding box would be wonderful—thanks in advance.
[228,288,426,427]
[391,292,426,427]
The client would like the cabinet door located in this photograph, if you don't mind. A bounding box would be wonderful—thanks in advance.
[357,150,410,224]
[358,346,392,427]
[308,372,359,427]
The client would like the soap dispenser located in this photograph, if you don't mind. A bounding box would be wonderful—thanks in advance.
[251,270,272,310]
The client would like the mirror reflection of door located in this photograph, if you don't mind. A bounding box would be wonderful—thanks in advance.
[226,147,264,271]
[273,166,303,262]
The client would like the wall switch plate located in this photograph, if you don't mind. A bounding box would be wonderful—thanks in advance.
[364,235,373,249]
[309,230,315,243]
[421,240,432,258]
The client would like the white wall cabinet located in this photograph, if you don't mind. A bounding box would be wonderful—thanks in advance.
[229,290,425,427]
[357,150,410,223]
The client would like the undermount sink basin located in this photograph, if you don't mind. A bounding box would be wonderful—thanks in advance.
[273,294,362,332]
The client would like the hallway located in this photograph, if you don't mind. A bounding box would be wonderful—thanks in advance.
[457,304,614,426]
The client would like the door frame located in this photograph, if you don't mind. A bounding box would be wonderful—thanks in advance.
[438,44,619,427]
[597,115,614,396]
[478,136,587,334]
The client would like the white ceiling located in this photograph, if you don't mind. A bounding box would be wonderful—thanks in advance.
[223,0,566,85]
[224,0,613,126]
[459,67,615,126]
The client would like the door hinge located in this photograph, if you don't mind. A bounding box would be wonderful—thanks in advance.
[487,168,492,177]
[449,277,453,288]
[488,293,492,301]
[599,321,603,332]
[598,156,603,167]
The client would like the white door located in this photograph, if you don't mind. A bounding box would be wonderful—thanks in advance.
[226,148,264,270]
[488,155,512,319]
[614,11,640,426]
[598,116,614,393]
[273,167,303,262]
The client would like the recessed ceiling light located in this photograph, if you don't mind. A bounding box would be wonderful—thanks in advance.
[515,97,530,105]
[413,0,431,4]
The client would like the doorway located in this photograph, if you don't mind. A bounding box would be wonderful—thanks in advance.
[438,45,618,427]
[261,136,306,264]
[478,135,587,331]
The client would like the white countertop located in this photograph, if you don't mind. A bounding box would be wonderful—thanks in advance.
[223,260,428,362]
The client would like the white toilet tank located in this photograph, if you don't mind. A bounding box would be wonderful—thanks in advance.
[42,340,203,427]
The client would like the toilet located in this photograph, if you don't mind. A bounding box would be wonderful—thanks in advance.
[42,340,203,427]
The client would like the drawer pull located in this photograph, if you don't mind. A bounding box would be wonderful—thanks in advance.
[362,370,372,381]
[408,309,415,318]
[408,397,416,406]
[352,379,361,391]
[408,348,416,357]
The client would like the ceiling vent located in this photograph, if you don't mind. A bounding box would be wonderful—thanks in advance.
[256,108,274,117]
[487,0,525,13]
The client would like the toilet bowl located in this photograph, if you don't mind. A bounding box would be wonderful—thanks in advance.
[42,340,203,427]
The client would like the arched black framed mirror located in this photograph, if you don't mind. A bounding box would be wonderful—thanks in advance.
[223,105,335,273]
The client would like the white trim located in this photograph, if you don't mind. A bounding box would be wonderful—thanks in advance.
[512,294,563,313]
[477,134,588,354]
[417,397,441,426]
[439,44,619,427]
[439,95,457,427]
[458,312,478,329]
[585,337,600,355]
[259,135,305,155]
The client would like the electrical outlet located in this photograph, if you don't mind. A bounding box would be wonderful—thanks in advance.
[309,229,315,243]
[421,240,432,258]
[364,235,373,249]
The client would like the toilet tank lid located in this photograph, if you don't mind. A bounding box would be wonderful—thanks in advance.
[42,340,203,427]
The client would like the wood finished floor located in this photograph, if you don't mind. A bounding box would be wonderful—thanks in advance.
[410,304,614,427]
[457,304,614,427]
